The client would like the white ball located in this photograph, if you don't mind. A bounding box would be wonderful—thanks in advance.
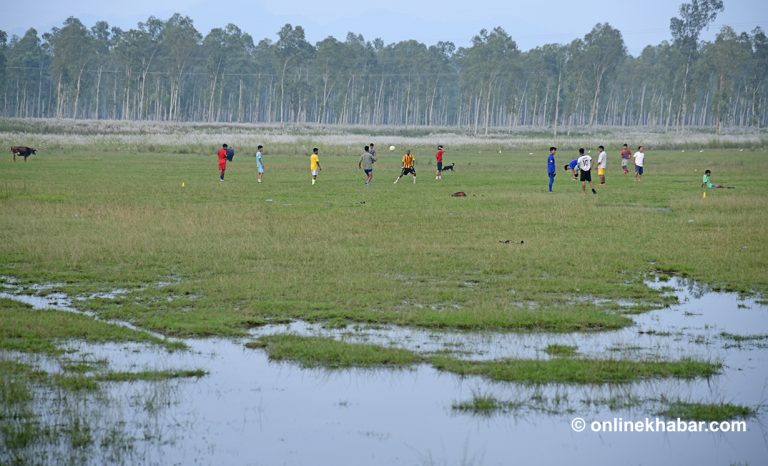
[389,145,395,151]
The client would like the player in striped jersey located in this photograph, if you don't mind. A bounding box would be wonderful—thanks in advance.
[394,150,417,184]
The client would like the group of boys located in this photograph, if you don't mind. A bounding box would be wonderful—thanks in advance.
[217,143,729,194]
[217,144,265,182]
[217,142,448,186]
[353,143,448,185]
[548,144,646,194]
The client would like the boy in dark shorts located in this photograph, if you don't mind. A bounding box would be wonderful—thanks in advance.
[435,145,445,180]
[395,150,416,184]
[359,145,376,185]
[576,148,596,194]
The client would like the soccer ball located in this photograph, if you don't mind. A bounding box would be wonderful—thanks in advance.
[389,145,395,151]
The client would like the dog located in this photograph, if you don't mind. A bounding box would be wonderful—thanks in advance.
[442,163,455,172]
[11,146,37,162]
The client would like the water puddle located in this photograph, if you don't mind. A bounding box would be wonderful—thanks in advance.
[2,277,767,465]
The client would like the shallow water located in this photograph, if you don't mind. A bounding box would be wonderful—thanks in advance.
[2,277,767,465]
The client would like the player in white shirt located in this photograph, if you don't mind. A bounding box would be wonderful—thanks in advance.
[576,148,597,194]
[633,146,646,182]
[597,145,607,185]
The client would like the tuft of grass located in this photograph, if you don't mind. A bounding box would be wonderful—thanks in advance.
[452,394,524,416]
[0,361,40,406]
[61,359,108,374]
[96,369,207,382]
[51,369,206,390]
[53,374,100,391]
[719,332,768,342]
[430,356,721,384]
[0,299,185,354]
[66,416,93,449]
[543,344,578,358]
[248,334,422,368]
[660,402,756,422]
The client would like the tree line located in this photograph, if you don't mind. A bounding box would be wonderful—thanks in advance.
[0,0,765,134]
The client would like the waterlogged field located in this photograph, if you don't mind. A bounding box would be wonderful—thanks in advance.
[1,125,768,465]
[2,144,766,332]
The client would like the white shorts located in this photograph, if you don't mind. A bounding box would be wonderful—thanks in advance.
[311,169,319,176]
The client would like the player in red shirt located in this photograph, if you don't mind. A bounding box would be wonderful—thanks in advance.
[435,145,445,180]
[217,144,228,181]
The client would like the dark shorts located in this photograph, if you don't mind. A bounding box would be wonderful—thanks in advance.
[635,165,644,175]
[437,161,443,171]
[364,169,373,175]
[579,170,592,182]
[401,167,415,175]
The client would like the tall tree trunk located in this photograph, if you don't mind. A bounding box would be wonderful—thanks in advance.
[483,80,493,135]
[553,68,562,140]
[715,71,724,135]
[588,68,604,127]
[56,73,63,119]
[94,66,103,119]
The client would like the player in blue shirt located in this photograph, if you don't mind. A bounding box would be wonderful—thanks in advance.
[547,146,557,192]
[563,159,579,180]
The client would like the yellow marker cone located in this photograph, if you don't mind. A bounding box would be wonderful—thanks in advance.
[182,182,186,188]
[702,191,706,199]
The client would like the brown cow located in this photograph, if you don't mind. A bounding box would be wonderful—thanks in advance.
[11,146,37,162]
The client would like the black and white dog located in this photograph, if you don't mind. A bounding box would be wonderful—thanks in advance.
[442,163,455,172]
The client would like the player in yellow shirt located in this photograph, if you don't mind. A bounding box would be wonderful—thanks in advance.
[310,147,321,185]
[394,150,416,184]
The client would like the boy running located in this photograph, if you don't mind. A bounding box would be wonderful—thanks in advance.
[359,145,376,185]
[577,148,597,194]
[395,150,417,184]
[256,145,264,183]
[217,144,229,181]
[310,148,321,185]
[620,143,632,175]
[633,146,645,181]
[547,146,557,192]
[435,145,445,180]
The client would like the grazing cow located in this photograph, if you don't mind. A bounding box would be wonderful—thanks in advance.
[11,146,37,162]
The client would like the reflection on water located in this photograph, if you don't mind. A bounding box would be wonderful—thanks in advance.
[1,277,767,465]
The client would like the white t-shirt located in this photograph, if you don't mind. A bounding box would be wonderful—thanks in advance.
[577,155,592,171]
[634,151,645,167]
[597,151,607,169]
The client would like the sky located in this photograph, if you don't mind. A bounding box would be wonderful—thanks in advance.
[0,0,766,56]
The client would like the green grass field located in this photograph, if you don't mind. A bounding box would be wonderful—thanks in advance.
[1,144,766,336]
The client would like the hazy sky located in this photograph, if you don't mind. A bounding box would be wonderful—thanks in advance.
[1,0,766,56]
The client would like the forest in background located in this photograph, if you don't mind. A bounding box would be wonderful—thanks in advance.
[0,0,766,134]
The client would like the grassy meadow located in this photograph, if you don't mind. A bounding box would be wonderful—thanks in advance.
[2,122,767,461]
[1,138,767,336]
